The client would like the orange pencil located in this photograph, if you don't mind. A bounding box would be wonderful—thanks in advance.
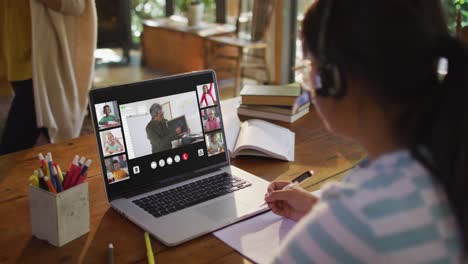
[44,176,57,194]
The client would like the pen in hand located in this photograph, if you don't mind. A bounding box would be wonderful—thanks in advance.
[260,170,315,207]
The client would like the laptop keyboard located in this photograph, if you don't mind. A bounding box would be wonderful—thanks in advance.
[132,173,252,218]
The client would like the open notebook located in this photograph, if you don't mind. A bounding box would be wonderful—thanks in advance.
[221,99,295,161]
[213,190,322,263]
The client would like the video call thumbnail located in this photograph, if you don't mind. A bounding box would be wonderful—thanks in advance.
[120,91,204,160]
[95,101,121,130]
[197,83,217,108]
[205,131,225,156]
[201,107,221,132]
[100,127,126,157]
[104,154,130,184]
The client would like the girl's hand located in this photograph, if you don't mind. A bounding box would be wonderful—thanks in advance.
[265,181,319,221]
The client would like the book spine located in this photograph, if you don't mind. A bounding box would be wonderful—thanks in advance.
[237,108,292,123]
[241,96,296,106]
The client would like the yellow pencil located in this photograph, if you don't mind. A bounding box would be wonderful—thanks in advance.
[29,175,39,187]
[56,164,64,182]
[144,232,155,264]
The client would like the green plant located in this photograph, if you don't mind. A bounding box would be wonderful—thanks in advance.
[176,0,214,13]
[442,0,468,32]
[131,0,166,44]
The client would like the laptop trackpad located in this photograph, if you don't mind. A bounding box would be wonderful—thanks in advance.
[196,197,249,222]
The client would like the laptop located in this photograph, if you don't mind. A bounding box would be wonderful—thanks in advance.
[89,70,270,246]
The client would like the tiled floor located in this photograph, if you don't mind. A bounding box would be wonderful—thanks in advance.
[0,48,237,147]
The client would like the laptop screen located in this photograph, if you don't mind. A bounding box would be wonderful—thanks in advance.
[89,71,229,200]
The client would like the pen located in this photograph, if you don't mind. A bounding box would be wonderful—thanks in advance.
[78,156,86,167]
[68,155,79,172]
[51,166,63,192]
[46,153,58,190]
[43,176,57,194]
[108,243,114,264]
[38,153,47,174]
[144,232,155,264]
[37,169,48,190]
[63,156,80,190]
[54,163,64,182]
[75,159,92,186]
[29,175,39,187]
[260,170,315,207]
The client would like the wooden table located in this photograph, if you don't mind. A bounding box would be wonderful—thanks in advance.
[141,16,235,74]
[0,107,366,263]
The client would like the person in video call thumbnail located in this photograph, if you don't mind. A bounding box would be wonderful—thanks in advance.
[199,83,216,107]
[207,133,224,155]
[111,160,128,181]
[146,103,187,153]
[104,132,124,155]
[204,109,220,131]
[99,105,120,125]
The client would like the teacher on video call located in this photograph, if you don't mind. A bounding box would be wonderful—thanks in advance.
[264,0,467,263]
[146,103,183,153]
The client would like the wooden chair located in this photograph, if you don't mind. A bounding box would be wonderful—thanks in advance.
[206,0,274,95]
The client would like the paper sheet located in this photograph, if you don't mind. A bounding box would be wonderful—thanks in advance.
[213,190,321,263]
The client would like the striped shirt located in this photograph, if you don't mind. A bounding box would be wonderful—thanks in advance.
[271,150,462,263]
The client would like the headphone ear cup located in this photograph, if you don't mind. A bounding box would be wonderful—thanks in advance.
[317,63,345,97]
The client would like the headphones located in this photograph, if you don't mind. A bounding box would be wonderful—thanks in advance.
[315,0,346,97]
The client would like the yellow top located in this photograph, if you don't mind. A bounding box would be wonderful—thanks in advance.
[0,0,32,82]
[112,169,128,181]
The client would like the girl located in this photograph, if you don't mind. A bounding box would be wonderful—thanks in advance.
[204,109,220,131]
[265,0,467,262]
[199,84,216,107]
[104,132,124,155]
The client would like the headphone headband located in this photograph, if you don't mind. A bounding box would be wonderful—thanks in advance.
[318,0,333,64]
[315,0,345,98]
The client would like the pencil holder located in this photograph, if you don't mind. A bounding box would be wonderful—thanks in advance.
[28,182,90,247]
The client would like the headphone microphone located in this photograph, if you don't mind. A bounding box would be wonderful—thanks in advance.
[316,0,346,97]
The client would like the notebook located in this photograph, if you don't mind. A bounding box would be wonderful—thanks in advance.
[89,70,270,246]
[227,119,295,161]
[213,190,322,263]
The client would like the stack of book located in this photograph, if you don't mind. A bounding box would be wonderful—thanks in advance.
[238,83,310,123]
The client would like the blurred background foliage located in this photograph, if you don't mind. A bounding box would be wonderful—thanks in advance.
[442,0,468,32]
[130,0,215,43]
[128,0,468,44]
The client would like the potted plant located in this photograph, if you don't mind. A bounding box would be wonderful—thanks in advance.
[185,0,204,26]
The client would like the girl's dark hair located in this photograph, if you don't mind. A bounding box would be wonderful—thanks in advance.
[302,0,467,254]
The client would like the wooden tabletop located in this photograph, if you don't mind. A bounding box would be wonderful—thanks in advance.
[0,107,366,263]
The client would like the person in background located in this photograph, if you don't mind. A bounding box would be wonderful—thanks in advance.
[104,132,124,155]
[111,160,128,181]
[0,0,96,155]
[204,109,220,131]
[99,105,120,126]
[265,0,467,262]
